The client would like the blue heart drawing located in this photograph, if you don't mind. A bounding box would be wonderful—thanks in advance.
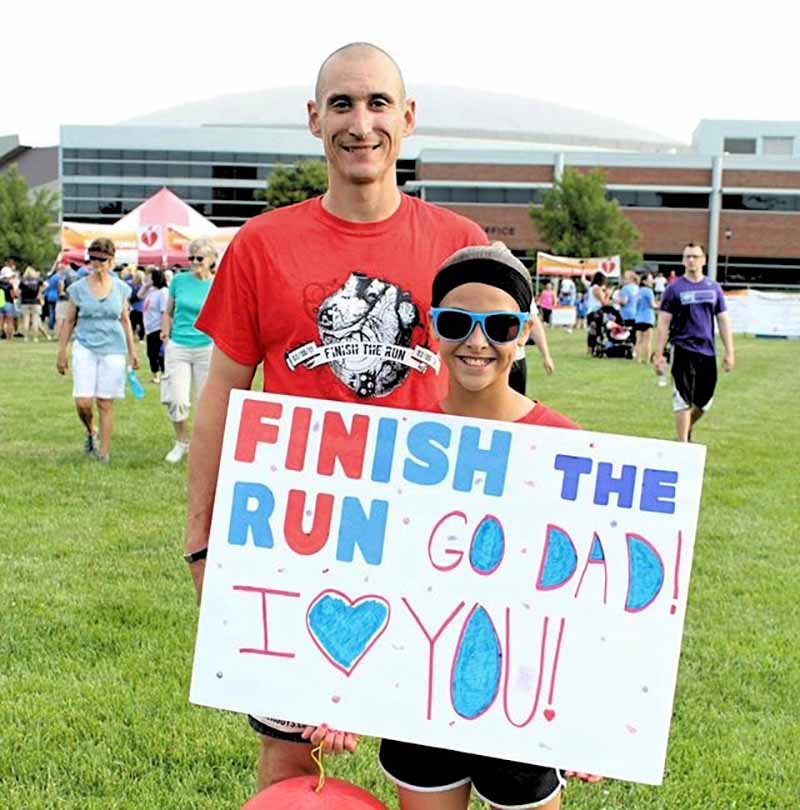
[306,590,390,676]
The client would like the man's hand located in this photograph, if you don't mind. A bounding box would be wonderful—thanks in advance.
[564,770,603,783]
[542,355,555,376]
[723,352,735,373]
[654,354,666,376]
[301,724,359,755]
[56,350,68,375]
[129,353,140,371]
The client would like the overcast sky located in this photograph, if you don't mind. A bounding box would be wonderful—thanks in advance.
[4,0,797,147]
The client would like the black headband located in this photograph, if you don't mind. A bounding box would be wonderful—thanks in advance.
[431,258,532,312]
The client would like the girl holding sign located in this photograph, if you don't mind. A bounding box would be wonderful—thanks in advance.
[377,244,598,810]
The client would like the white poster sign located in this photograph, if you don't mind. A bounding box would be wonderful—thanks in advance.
[190,392,706,785]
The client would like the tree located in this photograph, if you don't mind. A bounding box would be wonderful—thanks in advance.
[0,164,59,270]
[258,159,328,212]
[529,168,642,270]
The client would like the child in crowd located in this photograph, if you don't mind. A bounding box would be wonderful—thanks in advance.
[575,290,588,329]
[378,244,600,810]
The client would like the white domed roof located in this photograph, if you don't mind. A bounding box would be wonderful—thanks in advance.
[123,85,680,152]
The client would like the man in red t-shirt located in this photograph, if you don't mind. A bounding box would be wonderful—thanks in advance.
[184,42,487,792]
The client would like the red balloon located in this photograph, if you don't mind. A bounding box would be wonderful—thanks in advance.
[243,776,386,809]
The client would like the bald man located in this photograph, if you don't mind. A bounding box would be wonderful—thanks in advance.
[185,42,487,793]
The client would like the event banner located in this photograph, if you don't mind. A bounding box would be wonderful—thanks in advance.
[536,251,621,278]
[190,392,706,785]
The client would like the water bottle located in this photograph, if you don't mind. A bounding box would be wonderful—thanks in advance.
[127,366,145,399]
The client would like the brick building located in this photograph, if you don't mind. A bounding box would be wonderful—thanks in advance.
[410,143,800,287]
[5,88,799,287]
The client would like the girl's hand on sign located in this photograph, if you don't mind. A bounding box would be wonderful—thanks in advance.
[301,723,360,755]
[565,770,604,783]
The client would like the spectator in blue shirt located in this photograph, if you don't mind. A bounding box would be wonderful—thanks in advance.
[634,272,656,363]
[618,271,640,327]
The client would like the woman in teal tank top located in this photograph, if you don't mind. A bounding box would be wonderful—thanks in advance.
[160,238,216,464]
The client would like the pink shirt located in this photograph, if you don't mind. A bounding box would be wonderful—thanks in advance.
[539,290,556,310]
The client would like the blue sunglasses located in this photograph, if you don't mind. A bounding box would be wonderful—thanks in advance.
[430,307,529,344]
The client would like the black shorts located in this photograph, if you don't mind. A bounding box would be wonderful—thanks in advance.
[623,318,636,329]
[379,738,564,808]
[508,356,527,395]
[248,714,308,743]
[540,308,552,325]
[671,345,717,411]
[634,322,653,333]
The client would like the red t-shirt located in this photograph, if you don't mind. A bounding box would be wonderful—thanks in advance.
[196,194,487,410]
[434,401,579,430]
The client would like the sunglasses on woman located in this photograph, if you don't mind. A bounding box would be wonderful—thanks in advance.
[188,255,206,262]
[430,307,529,345]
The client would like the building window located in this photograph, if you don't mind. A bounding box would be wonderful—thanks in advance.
[210,202,265,219]
[610,190,709,209]
[212,165,258,180]
[477,187,505,204]
[723,194,800,212]
[425,186,543,205]
[723,138,757,155]
[762,137,793,157]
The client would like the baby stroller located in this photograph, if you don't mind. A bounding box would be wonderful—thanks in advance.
[589,305,634,359]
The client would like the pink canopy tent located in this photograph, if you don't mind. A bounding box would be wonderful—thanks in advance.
[61,187,238,266]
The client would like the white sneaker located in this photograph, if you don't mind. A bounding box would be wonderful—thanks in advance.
[657,374,668,387]
[165,441,189,464]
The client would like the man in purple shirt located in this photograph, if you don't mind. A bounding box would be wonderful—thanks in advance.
[654,243,735,442]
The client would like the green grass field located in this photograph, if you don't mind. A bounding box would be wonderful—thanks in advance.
[2,331,798,809]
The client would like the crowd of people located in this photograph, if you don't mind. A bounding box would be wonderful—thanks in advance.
[0,259,57,342]
[534,269,668,361]
[2,237,220,465]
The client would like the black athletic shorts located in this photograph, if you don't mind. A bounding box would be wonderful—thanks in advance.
[634,322,653,333]
[248,714,308,743]
[379,738,565,808]
[671,345,717,411]
[509,356,528,395]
